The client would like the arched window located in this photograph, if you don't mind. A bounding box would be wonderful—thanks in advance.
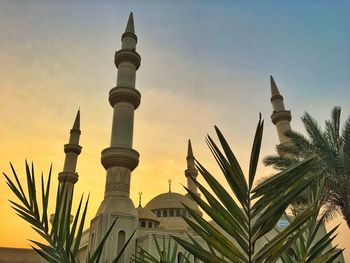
[148,222,152,228]
[157,210,161,217]
[117,230,126,262]
[163,210,168,217]
[177,252,184,263]
[141,221,146,228]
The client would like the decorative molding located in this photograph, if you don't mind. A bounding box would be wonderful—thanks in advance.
[114,50,141,69]
[271,110,292,124]
[109,86,141,108]
[101,147,139,171]
[105,182,130,193]
[58,171,78,184]
[64,143,82,154]
[270,94,283,102]
[185,168,198,177]
[121,32,137,42]
[70,128,81,135]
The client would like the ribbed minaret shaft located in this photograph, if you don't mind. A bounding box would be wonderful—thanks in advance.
[270,76,292,154]
[185,140,200,198]
[89,13,140,262]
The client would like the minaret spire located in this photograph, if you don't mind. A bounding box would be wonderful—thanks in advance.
[89,14,141,262]
[187,139,194,157]
[125,12,135,34]
[185,140,200,199]
[270,76,281,98]
[72,109,80,131]
[269,76,292,155]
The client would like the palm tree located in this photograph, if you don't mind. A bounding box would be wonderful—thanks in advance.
[3,161,134,262]
[264,107,350,228]
[279,178,343,262]
[174,117,341,262]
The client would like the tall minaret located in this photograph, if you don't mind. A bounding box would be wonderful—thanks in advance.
[52,110,81,223]
[89,13,141,262]
[59,110,81,199]
[270,76,292,154]
[185,140,200,198]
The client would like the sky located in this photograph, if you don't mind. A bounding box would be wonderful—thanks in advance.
[0,0,349,260]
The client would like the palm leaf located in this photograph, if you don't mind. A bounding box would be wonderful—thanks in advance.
[3,162,122,263]
[176,118,323,263]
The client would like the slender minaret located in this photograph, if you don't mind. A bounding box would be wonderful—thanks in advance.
[89,13,141,262]
[270,76,292,154]
[185,140,200,198]
[51,110,81,223]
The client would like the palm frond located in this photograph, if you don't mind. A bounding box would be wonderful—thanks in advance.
[265,106,350,229]
[133,235,191,263]
[3,162,125,263]
[175,119,323,263]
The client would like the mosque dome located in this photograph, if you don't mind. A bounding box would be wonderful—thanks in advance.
[136,206,159,222]
[136,205,160,229]
[145,192,200,212]
[144,192,202,232]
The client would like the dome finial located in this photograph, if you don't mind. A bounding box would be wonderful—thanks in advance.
[138,191,143,207]
[168,179,172,192]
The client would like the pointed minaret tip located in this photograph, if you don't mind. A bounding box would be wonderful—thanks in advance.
[187,139,194,157]
[73,109,80,130]
[125,12,135,34]
[270,75,280,97]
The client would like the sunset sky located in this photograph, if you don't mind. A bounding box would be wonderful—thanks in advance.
[0,0,349,260]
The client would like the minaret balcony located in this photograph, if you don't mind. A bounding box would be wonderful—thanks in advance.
[271,110,292,124]
[64,144,82,154]
[109,86,141,108]
[122,32,137,42]
[58,171,78,184]
[114,50,141,69]
[101,146,139,171]
[69,128,81,135]
[185,168,198,178]
[270,94,283,102]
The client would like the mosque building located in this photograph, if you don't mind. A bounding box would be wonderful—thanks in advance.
[0,13,344,263]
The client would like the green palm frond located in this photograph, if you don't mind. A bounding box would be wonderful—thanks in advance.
[132,235,191,263]
[280,180,341,262]
[3,161,131,262]
[174,117,323,262]
[264,107,350,228]
[263,154,301,171]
